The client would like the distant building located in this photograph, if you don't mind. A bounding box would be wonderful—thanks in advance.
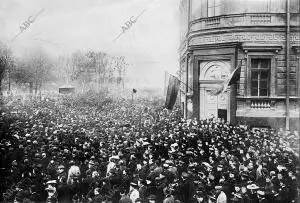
[179,0,300,130]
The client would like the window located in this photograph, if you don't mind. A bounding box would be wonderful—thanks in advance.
[207,0,221,17]
[250,59,271,96]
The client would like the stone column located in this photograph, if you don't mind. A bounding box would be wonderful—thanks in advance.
[192,56,200,119]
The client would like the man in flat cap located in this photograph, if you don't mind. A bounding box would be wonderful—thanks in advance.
[45,180,58,203]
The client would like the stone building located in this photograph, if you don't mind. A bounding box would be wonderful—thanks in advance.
[179,0,300,130]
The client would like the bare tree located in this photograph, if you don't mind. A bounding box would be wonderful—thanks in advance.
[86,51,109,91]
[29,50,53,94]
[10,58,33,91]
[70,50,90,91]
[10,49,53,94]
[117,56,128,88]
[0,42,13,95]
[57,54,73,85]
[66,50,129,92]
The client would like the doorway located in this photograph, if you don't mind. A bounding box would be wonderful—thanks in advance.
[199,60,231,121]
[199,89,228,121]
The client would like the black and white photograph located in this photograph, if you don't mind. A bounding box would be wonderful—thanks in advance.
[0,0,299,202]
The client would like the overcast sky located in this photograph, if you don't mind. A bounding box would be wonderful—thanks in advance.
[0,0,180,88]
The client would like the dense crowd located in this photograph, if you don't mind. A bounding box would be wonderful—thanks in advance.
[0,93,299,203]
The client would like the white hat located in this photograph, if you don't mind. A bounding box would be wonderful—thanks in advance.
[46,180,57,185]
[257,190,265,195]
[247,184,259,190]
[142,142,150,146]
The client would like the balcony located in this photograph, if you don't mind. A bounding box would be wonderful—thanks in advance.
[236,96,300,118]
[189,13,299,33]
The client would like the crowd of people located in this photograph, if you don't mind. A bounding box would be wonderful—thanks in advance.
[0,93,299,203]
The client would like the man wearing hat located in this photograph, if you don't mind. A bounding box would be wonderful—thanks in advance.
[138,179,148,200]
[45,180,58,203]
[84,159,97,178]
[144,178,156,200]
[230,184,243,203]
[257,190,267,203]
[246,184,259,203]
[119,187,132,203]
[147,194,157,203]
[162,187,175,203]
[56,164,72,203]
[57,164,67,184]
[106,156,118,177]
[178,172,195,203]
[129,181,140,203]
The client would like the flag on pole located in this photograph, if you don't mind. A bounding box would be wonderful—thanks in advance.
[211,61,242,95]
[165,73,180,110]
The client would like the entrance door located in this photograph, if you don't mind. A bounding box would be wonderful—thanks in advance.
[204,91,218,118]
[202,90,228,120]
[217,93,228,122]
[218,109,227,122]
[199,60,231,121]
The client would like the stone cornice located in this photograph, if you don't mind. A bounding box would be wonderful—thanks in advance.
[188,32,300,47]
[187,27,300,41]
[242,43,283,52]
[189,42,241,50]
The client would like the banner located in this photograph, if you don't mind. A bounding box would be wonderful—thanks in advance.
[165,74,180,110]
[211,61,242,95]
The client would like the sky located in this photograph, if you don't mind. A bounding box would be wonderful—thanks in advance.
[0,0,181,89]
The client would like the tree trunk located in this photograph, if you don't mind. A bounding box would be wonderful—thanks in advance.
[39,83,42,100]
[29,82,33,94]
[35,82,38,94]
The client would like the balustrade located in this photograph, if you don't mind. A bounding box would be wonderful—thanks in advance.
[205,17,221,26]
[190,13,298,31]
[250,100,271,109]
[250,14,271,24]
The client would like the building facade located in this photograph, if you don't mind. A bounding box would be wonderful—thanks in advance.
[179,0,300,130]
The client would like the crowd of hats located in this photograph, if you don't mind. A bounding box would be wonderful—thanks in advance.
[0,94,299,203]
